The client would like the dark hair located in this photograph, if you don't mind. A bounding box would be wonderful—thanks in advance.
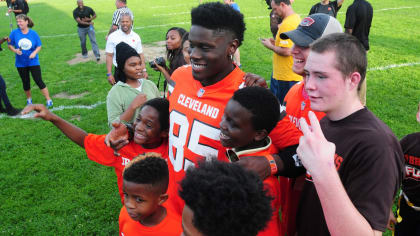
[181,32,189,47]
[166,27,187,74]
[191,2,246,46]
[272,0,290,5]
[141,98,169,131]
[123,153,169,194]
[232,87,280,133]
[117,0,127,4]
[179,160,272,236]
[311,33,367,90]
[16,14,34,28]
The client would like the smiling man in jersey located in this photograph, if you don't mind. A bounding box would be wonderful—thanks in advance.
[165,2,247,215]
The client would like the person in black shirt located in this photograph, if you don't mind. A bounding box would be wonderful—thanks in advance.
[344,0,373,51]
[309,0,344,18]
[73,0,100,61]
[7,0,26,16]
[0,36,21,116]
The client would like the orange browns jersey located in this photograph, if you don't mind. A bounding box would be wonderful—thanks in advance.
[283,81,325,131]
[119,206,182,236]
[166,65,245,214]
[238,146,281,236]
[84,134,169,203]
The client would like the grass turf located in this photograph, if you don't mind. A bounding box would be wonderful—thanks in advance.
[0,0,419,234]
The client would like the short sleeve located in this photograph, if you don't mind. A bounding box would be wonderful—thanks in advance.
[105,36,115,54]
[135,35,143,54]
[33,31,42,47]
[344,5,356,29]
[111,10,119,26]
[72,9,78,19]
[89,7,96,16]
[309,4,316,15]
[8,30,16,46]
[84,134,119,166]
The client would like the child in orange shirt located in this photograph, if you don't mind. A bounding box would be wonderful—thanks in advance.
[119,153,182,236]
[22,98,169,203]
[219,86,282,236]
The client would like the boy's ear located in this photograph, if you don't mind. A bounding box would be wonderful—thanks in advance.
[160,129,169,139]
[158,193,168,205]
[254,130,268,142]
[228,38,239,56]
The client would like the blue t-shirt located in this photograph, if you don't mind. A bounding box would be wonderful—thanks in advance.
[231,3,240,12]
[9,29,42,67]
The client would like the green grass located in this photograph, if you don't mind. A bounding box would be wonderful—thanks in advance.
[0,0,419,234]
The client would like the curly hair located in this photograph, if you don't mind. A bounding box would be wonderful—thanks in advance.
[179,160,272,236]
[141,98,169,131]
[123,153,169,194]
[191,2,246,46]
[166,27,187,74]
[232,87,280,133]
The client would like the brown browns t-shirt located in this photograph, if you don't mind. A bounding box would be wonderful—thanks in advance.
[400,132,420,206]
[296,108,404,235]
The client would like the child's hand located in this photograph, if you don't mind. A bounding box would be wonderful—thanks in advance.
[129,93,147,110]
[105,122,129,150]
[21,104,54,121]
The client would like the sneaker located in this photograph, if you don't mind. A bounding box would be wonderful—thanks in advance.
[27,98,33,105]
[46,100,53,108]
[6,107,22,116]
[82,54,88,59]
[96,57,100,62]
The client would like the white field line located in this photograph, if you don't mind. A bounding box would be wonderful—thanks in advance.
[0,101,105,119]
[150,3,194,9]
[153,12,189,17]
[368,61,420,71]
[39,5,420,38]
[1,62,419,120]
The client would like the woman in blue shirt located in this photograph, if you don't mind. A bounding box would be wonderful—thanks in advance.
[8,14,52,107]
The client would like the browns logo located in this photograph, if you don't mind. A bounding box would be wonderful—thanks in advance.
[300,17,315,27]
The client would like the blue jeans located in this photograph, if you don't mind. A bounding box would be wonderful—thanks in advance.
[0,74,12,109]
[270,76,299,104]
[77,26,100,58]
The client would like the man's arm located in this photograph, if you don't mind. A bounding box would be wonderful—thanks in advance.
[337,0,344,7]
[139,53,148,78]
[21,104,87,148]
[106,52,116,85]
[75,17,91,26]
[261,38,292,56]
[297,111,383,236]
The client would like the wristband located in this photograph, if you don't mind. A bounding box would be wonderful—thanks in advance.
[106,73,112,77]
[120,120,134,141]
[265,154,278,175]
[142,69,147,72]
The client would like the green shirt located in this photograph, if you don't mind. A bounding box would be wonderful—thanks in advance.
[106,79,160,128]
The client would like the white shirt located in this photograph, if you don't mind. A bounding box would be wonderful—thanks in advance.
[105,29,143,67]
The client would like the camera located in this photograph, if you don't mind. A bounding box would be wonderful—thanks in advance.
[149,57,166,68]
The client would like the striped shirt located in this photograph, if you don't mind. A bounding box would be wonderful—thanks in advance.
[111,7,133,27]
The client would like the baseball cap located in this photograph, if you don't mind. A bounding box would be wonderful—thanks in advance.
[280,13,343,47]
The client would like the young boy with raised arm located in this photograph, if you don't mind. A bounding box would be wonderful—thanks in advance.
[22,98,169,203]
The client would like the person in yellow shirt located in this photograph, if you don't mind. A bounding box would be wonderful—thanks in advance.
[261,0,301,103]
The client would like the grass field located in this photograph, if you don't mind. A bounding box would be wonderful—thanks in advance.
[0,0,419,234]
